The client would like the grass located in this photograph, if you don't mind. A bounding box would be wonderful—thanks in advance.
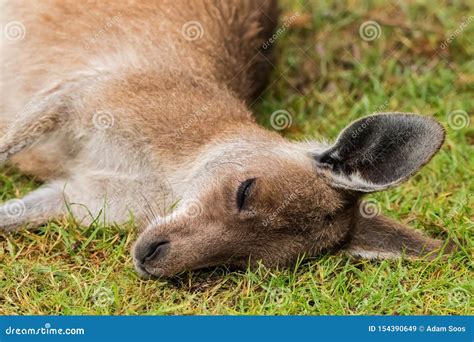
[0,0,473,315]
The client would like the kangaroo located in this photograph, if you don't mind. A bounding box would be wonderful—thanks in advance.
[1,0,450,278]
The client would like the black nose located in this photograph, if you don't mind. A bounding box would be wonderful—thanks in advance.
[140,240,170,264]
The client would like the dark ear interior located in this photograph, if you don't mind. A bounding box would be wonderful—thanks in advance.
[315,113,445,192]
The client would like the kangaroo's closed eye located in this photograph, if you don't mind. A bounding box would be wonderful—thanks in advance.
[236,178,256,211]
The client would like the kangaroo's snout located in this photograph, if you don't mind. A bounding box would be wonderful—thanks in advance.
[134,238,171,278]
[141,240,170,264]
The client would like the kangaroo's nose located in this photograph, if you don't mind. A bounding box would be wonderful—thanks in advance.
[140,240,170,264]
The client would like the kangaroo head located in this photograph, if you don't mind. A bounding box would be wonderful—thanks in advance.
[133,113,446,278]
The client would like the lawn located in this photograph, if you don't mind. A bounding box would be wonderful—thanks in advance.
[0,0,472,315]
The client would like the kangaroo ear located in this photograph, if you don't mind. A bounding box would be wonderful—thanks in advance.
[344,213,451,259]
[314,113,445,192]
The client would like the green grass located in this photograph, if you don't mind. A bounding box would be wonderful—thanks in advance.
[1,0,473,314]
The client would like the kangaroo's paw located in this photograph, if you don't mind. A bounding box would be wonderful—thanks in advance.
[0,86,69,164]
[0,136,35,164]
[0,184,65,232]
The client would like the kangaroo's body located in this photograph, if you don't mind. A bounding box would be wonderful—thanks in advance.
[1,1,449,278]
[1,0,277,222]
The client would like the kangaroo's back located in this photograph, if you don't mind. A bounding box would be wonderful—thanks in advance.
[1,0,278,120]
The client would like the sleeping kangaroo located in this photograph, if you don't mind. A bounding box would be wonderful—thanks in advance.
[1,0,449,278]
